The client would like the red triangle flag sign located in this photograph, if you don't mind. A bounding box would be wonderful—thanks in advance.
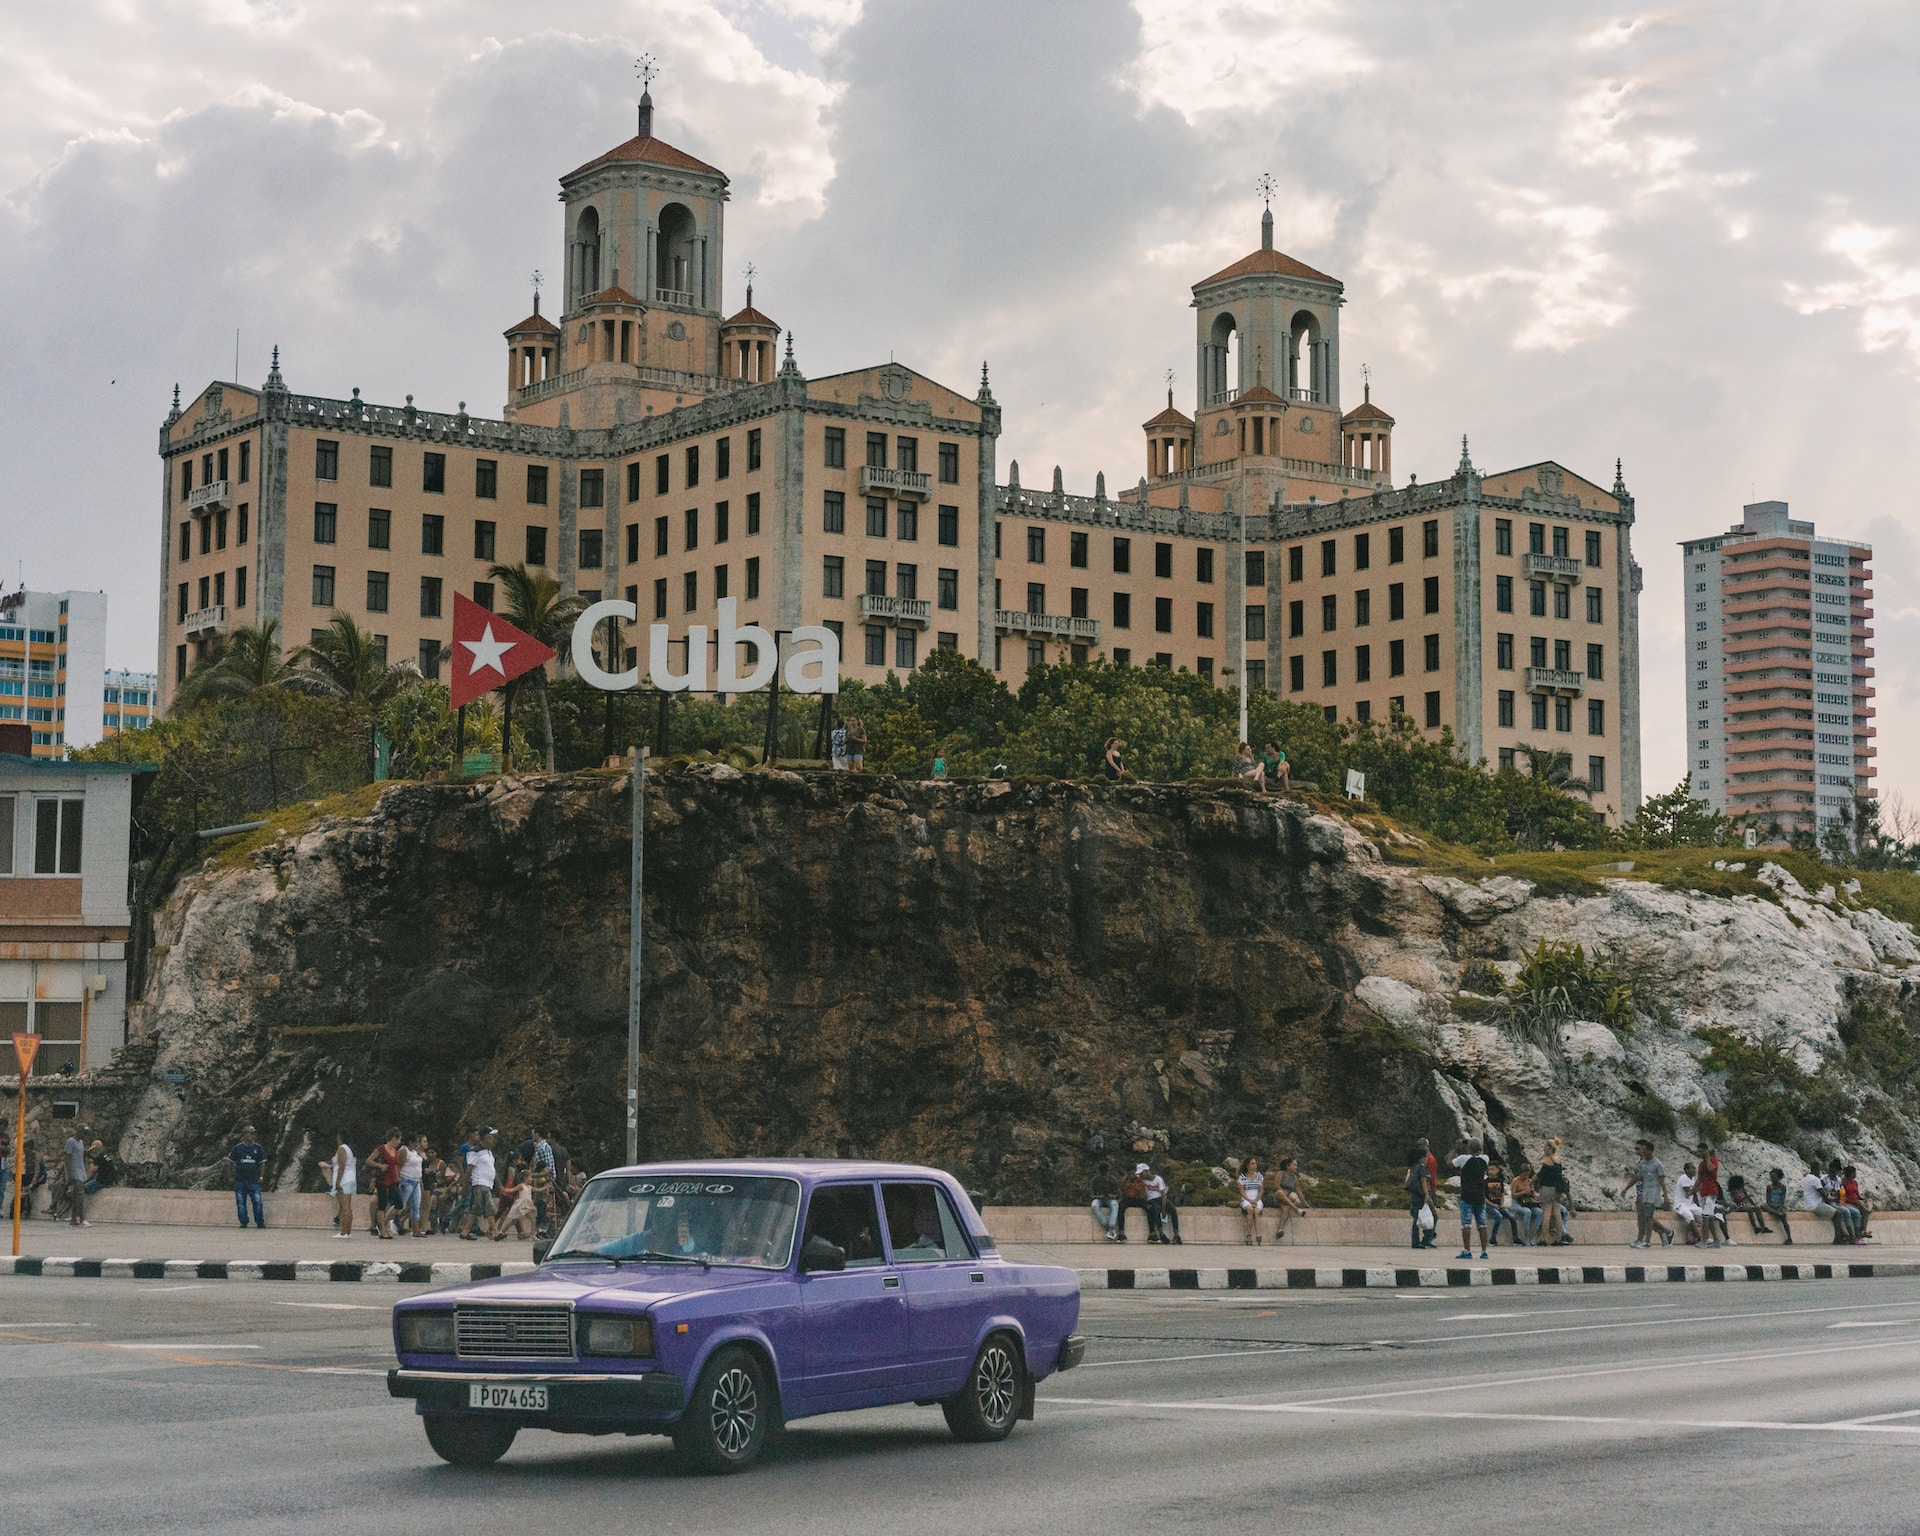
[449,590,555,708]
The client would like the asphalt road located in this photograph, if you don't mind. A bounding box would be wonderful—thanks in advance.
[12,1274,1920,1534]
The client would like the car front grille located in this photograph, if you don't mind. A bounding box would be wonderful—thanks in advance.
[455,1304,575,1361]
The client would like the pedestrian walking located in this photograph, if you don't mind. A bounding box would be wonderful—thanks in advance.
[1237,1157,1266,1245]
[1618,1139,1673,1249]
[323,1133,356,1238]
[1088,1165,1120,1240]
[1697,1145,1730,1245]
[459,1130,499,1240]
[399,1132,427,1237]
[1406,1143,1436,1250]
[1452,1140,1492,1259]
[62,1126,91,1227]
[226,1123,267,1229]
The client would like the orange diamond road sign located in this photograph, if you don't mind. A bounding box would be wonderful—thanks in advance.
[12,1033,37,1075]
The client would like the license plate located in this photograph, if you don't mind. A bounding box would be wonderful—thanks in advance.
[468,1383,548,1411]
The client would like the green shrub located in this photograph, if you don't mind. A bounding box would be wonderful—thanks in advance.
[1627,1092,1678,1140]
[1498,940,1634,1051]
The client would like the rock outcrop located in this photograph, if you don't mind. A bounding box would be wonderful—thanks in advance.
[82,772,1920,1207]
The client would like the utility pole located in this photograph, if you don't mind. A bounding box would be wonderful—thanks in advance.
[626,746,646,1165]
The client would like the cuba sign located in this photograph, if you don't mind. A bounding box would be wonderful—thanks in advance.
[571,597,840,695]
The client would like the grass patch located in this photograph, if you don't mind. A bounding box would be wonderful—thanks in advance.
[208,783,391,869]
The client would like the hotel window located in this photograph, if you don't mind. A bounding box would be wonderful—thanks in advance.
[746,558,761,600]
[1155,596,1173,633]
[897,504,917,542]
[200,518,212,556]
[1027,526,1045,562]
[422,513,444,556]
[236,568,247,607]
[1113,537,1131,573]
[825,428,846,468]
[1321,539,1336,577]
[1423,575,1439,614]
[685,446,700,487]
[939,442,959,483]
[474,520,496,560]
[312,565,336,606]
[939,569,959,610]
[1289,655,1304,692]
[685,507,699,550]
[1497,632,1514,670]
[313,503,337,544]
[683,571,698,612]
[1197,547,1215,583]
[1071,531,1088,568]
[366,571,389,612]
[1586,530,1602,567]
[528,465,550,504]
[1425,691,1441,728]
[472,582,494,611]
[747,493,762,535]
[939,505,959,546]
[579,529,603,569]
[897,565,918,602]
[580,469,604,508]
[1113,592,1132,629]
[1529,580,1546,617]
[238,505,250,544]
[1388,583,1405,621]
[1531,636,1547,667]
[1588,756,1606,791]
[1197,657,1213,681]
[1288,545,1304,581]
[419,576,442,618]
[179,523,190,561]
[1196,602,1214,638]
[422,452,445,493]
[866,433,888,469]
[1531,697,1550,730]
[1025,581,1044,614]
[715,501,730,544]
[864,498,887,538]
[1422,520,1439,558]
[653,578,668,619]
[824,491,845,533]
[1321,594,1337,631]
[747,429,762,472]
[895,629,917,670]
[1555,696,1573,732]
[1322,650,1337,687]
[239,440,252,484]
[1554,638,1571,670]
[1388,638,1405,676]
[714,564,729,600]
[368,509,390,550]
[650,516,667,558]
[1245,604,1266,640]
[1424,634,1440,671]
[418,640,441,680]
[1553,584,1570,620]
[32,798,84,875]
[716,437,731,481]
[627,462,642,503]
[1552,526,1569,558]
[1389,526,1405,563]
[369,445,392,487]
[1588,698,1606,735]
[1496,575,1513,613]
[896,437,918,473]
[869,561,890,598]
[526,527,548,566]
[1529,523,1545,555]
[1495,519,1512,556]
[1246,549,1266,585]
[1355,643,1371,682]
[1155,542,1173,578]
[1587,643,1604,680]
[1587,587,1603,623]
[316,439,339,481]
[476,459,497,499]
[865,627,886,666]
[1354,532,1371,570]
[1498,689,1514,727]
[655,454,670,494]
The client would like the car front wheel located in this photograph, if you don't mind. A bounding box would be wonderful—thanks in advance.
[423,1414,517,1466]
[674,1346,769,1474]
[943,1333,1023,1442]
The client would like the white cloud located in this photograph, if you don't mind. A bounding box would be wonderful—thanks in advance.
[1791,222,1920,370]
[1125,0,1373,122]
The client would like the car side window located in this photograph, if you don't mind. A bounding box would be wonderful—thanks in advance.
[803,1184,886,1268]
[880,1182,972,1263]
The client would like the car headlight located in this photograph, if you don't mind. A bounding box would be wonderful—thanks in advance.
[581,1314,654,1357]
[397,1311,456,1354]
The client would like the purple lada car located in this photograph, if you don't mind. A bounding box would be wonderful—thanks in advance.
[388,1160,1085,1473]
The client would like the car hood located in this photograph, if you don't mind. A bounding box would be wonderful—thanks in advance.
[414,1261,781,1309]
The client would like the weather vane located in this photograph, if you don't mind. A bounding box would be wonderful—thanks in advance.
[1164,367,1175,390]
[531,268,542,298]
[636,54,658,89]
[1256,172,1276,209]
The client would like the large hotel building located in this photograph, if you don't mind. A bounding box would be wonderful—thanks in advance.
[1680,501,1875,836]
[154,91,1643,820]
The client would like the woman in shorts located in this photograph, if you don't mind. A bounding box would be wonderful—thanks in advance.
[322,1133,356,1238]
[1237,1157,1266,1244]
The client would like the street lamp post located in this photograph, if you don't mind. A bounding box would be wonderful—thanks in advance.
[626,746,646,1165]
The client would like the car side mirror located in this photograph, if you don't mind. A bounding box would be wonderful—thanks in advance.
[532,1239,553,1264]
[799,1234,846,1273]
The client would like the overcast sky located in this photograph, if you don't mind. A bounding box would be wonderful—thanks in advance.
[3,1,1916,807]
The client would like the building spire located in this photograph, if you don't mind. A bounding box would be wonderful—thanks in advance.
[167,383,181,422]
[636,54,657,137]
[264,344,285,393]
[1256,172,1276,251]
[1613,457,1628,498]
[1457,434,1474,475]
[977,360,996,407]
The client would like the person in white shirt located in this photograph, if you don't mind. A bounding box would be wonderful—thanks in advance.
[399,1133,427,1238]
[321,1133,356,1238]
[1805,1167,1859,1243]
[459,1130,499,1241]
[1141,1166,1170,1245]
[1237,1158,1266,1245]
[1675,1164,1714,1247]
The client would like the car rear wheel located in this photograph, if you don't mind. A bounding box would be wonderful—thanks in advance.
[943,1333,1023,1442]
[674,1346,769,1474]
[423,1414,517,1466]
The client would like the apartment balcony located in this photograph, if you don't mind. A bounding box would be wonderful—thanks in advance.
[654,286,696,307]
[995,609,1101,644]
[859,465,933,502]
[857,594,932,629]
[1523,552,1584,583]
[1523,666,1583,696]
[183,605,227,638]
[185,479,230,513]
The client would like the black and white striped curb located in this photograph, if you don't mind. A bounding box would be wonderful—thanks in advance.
[1079,1261,1920,1290]
[0,1255,535,1283]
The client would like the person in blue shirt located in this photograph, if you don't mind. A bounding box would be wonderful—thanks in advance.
[226,1124,267,1228]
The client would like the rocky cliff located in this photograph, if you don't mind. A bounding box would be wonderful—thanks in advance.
[93,770,1920,1207]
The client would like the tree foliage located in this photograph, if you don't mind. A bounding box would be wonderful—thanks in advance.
[1621,775,1739,849]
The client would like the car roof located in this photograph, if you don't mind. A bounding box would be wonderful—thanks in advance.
[590,1159,966,1183]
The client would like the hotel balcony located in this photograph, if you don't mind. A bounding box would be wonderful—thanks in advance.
[1523,553,1584,583]
[185,479,230,512]
[857,594,932,629]
[654,286,696,307]
[858,466,933,502]
[183,605,228,638]
[1524,666,1584,696]
[995,609,1101,644]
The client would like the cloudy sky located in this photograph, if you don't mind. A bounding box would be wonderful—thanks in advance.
[3,0,1916,806]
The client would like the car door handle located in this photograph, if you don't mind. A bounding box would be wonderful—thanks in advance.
[883,1276,901,1289]
[970,1272,985,1284]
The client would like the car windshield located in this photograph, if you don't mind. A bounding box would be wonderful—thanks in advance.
[547,1174,802,1270]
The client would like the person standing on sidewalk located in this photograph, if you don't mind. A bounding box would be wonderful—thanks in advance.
[399,1133,427,1238]
[1406,1143,1436,1250]
[226,1124,267,1229]
[323,1133,356,1238]
[1618,1140,1673,1249]
[1451,1141,1492,1260]
[62,1126,90,1228]
[1141,1164,1172,1245]
[1536,1140,1569,1245]
[459,1130,499,1240]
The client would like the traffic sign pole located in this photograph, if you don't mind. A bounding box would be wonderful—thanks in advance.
[11,1032,37,1258]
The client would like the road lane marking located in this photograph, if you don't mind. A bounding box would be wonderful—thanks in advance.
[1443,1313,1524,1321]
[273,1302,391,1311]
[1836,1407,1920,1424]
[1040,1396,1920,1437]
[1829,1321,1917,1329]
[1394,1296,1920,1348]
[108,1343,263,1351]
[1079,1346,1311,1370]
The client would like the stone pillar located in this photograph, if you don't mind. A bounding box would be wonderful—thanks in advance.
[1450,478,1483,765]
[773,373,807,635]
[975,412,1001,665]
[1617,513,1643,818]
[558,463,578,596]
[258,416,288,634]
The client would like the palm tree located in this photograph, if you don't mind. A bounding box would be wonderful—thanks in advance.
[1515,743,1591,797]
[172,620,314,708]
[299,612,422,780]
[487,562,587,771]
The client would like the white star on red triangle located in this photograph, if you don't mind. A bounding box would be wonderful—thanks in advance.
[462,623,515,676]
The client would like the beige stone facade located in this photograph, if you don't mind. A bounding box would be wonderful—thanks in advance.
[152,94,1641,817]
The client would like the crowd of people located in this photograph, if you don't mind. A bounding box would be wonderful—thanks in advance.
[1087,1156,1312,1245]
[312,1123,586,1241]
[0,1122,116,1227]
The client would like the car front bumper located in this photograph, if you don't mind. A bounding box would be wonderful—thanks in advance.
[388,1368,685,1424]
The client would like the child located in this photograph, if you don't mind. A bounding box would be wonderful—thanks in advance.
[1726,1173,1771,1237]
[1764,1167,1795,1244]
